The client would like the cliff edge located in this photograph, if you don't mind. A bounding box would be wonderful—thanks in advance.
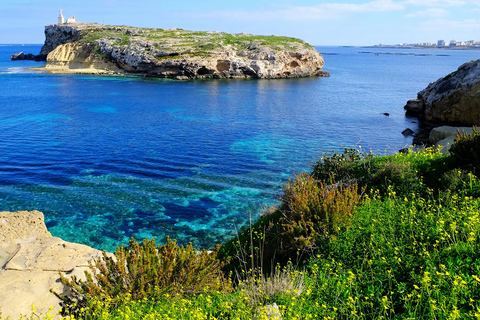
[36,24,329,80]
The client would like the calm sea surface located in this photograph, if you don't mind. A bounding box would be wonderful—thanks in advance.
[1,44,478,251]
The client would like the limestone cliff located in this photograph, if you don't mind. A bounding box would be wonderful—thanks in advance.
[38,24,329,80]
[405,59,480,126]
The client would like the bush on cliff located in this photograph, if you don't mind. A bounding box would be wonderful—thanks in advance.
[217,173,362,276]
[450,126,480,172]
[58,237,230,318]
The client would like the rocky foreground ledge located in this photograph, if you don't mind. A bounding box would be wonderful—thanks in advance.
[0,211,102,319]
[25,23,330,80]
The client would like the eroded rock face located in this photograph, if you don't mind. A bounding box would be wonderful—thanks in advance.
[0,211,103,319]
[39,24,329,80]
[405,59,480,126]
[40,24,85,56]
[45,42,122,74]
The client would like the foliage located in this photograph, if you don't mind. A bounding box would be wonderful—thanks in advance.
[58,237,230,317]
[311,146,462,198]
[450,126,480,172]
[47,144,480,320]
[61,183,480,319]
[280,173,362,255]
[441,169,480,197]
[219,175,362,276]
[311,147,373,185]
[237,264,305,307]
[77,25,311,56]
[304,190,480,319]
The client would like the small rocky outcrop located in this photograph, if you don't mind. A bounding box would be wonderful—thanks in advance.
[405,59,480,126]
[35,24,329,80]
[401,128,415,136]
[10,51,46,61]
[0,210,103,319]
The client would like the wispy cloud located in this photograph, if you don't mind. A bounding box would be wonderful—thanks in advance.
[406,8,448,18]
[402,0,466,6]
[177,0,406,22]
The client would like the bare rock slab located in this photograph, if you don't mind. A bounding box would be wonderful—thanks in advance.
[0,211,103,319]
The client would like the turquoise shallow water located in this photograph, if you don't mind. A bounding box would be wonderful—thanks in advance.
[0,44,479,251]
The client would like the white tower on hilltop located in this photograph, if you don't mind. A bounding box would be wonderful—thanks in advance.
[58,9,64,25]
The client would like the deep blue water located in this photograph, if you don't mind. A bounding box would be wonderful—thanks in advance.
[1,44,479,251]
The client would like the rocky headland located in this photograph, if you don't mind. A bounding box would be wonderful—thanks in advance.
[20,23,329,80]
[404,58,480,146]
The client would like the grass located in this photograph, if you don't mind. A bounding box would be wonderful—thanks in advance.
[9,131,480,319]
[75,25,311,56]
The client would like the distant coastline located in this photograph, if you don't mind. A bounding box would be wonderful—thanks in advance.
[368,45,480,50]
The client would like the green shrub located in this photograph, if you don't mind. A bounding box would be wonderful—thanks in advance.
[58,237,231,317]
[280,173,362,254]
[369,158,424,195]
[441,169,480,197]
[311,147,373,185]
[219,173,363,277]
[450,126,480,171]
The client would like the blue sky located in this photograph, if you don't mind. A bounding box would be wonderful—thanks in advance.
[2,0,480,45]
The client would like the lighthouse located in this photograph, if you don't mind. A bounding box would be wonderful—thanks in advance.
[58,9,64,25]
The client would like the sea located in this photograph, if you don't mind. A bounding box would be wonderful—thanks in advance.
[0,44,478,251]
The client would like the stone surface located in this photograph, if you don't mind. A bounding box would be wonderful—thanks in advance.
[0,211,103,319]
[405,59,480,126]
[10,52,46,61]
[35,24,329,80]
[428,126,474,154]
[41,42,122,75]
[404,98,425,119]
[429,126,474,144]
[436,137,456,154]
[401,128,415,136]
[39,24,85,57]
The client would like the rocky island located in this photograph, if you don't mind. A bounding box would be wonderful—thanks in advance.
[24,23,329,80]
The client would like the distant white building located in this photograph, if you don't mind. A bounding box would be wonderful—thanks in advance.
[57,10,77,25]
[58,9,64,25]
[66,16,77,24]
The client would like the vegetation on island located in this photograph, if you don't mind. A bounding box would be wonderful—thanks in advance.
[18,127,480,319]
[76,24,312,60]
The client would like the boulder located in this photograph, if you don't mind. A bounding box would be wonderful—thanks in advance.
[436,136,456,154]
[405,59,480,126]
[428,126,474,154]
[429,126,474,144]
[0,211,103,319]
[401,128,415,136]
[404,99,425,119]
